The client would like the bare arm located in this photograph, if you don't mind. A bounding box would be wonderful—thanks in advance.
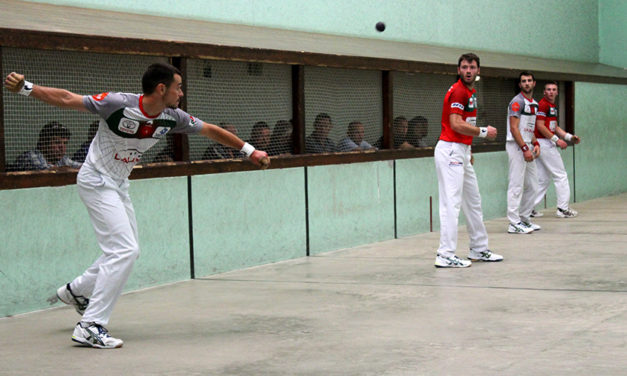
[449,114,496,139]
[4,72,88,112]
[199,122,268,167]
[510,116,534,162]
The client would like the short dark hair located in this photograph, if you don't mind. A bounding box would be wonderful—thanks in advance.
[519,71,535,82]
[393,116,408,127]
[142,63,182,95]
[314,113,332,128]
[544,81,559,89]
[458,53,480,68]
[37,121,71,150]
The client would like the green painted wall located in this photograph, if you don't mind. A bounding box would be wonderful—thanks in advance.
[191,168,306,276]
[0,177,190,317]
[307,161,395,255]
[573,82,627,201]
[28,0,600,63]
[599,0,627,68]
[396,158,439,237]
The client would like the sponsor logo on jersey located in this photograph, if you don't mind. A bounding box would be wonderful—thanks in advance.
[190,115,199,127]
[449,160,463,167]
[138,121,156,139]
[467,95,476,110]
[118,119,139,135]
[92,92,109,101]
[152,126,171,138]
[549,107,557,116]
[511,102,520,112]
[451,102,464,110]
[466,116,477,126]
[114,149,142,164]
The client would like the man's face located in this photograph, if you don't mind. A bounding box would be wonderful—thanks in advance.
[544,84,558,103]
[519,75,536,96]
[349,123,364,143]
[394,120,408,137]
[48,136,69,162]
[458,59,479,86]
[257,128,271,149]
[163,74,184,109]
[316,118,332,137]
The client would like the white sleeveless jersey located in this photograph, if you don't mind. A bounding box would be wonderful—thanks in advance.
[506,93,538,143]
[82,92,203,180]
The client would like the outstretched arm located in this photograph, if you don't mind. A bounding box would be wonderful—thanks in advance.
[199,122,269,168]
[4,72,88,112]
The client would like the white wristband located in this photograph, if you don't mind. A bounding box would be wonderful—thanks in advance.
[18,80,33,96]
[478,127,488,138]
[240,142,255,157]
[564,133,573,142]
[550,135,559,145]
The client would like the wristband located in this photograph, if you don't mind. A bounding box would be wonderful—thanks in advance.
[550,135,559,145]
[240,142,255,157]
[520,144,529,152]
[564,133,573,142]
[18,80,33,96]
[478,127,488,138]
[533,141,540,147]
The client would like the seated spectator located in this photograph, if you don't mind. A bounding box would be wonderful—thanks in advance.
[152,134,176,163]
[203,123,240,159]
[336,121,376,152]
[268,119,293,156]
[72,120,100,163]
[375,116,414,149]
[305,113,335,153]
[11,121,81,171]
[248,121,271,151]
[406,116,429,147]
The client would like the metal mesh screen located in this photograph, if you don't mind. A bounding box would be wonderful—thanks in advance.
[394,71,517,146]
[2,47,168,170]
[304,66,381,153]
[186,59,292,160]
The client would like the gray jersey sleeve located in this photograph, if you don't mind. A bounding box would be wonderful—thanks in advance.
[82,92,134,119]
[169,108,204,134]
[508,95,524,118]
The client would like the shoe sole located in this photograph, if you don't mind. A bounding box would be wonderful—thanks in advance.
[507,231,533,234]
[434,264,472,268]
[72,337,123,349]
[468,258,503,262]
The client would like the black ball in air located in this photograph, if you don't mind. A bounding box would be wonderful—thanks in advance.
[376,22,386,32]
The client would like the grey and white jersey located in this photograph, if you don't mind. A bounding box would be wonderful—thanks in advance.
[82,92,203,180]
[506,93,538,143]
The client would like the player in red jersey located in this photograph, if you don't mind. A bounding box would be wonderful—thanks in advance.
[531,81,581,218]
[433,53,502,268]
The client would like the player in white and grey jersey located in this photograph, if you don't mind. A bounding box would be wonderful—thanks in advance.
[505,71,541,234]
[4,63,269,349]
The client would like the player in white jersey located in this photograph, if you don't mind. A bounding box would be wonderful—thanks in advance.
[505,72,541,234]
[4,63,269,349]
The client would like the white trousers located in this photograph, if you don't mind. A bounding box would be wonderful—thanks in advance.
[506,141,538,224]
[434,141,489,258]
[532,138,571,211]
[71,164,140,325]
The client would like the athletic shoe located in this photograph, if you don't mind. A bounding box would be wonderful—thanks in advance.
[435,254,472,268]
[530,210,543,218]
[521,221,541,231]
[556,207,578,218]
[468,249,503,262]
[508,222,533,234]
[56,283,89,315]
[72,322,123,349]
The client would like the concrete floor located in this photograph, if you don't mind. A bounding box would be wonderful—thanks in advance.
[1,193,626,376]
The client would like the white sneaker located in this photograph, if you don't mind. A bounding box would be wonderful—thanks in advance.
[508,222,533,234]
[435,254,472,268]
[530,210,543,217]
[468,250,503,262]
[72,322,123,349]
[521,221,541,231]
[54,283,89,315]
[556,207,578,218]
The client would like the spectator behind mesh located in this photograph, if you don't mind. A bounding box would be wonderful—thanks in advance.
[406,116,429,147]
[305,113,335,153]
[203,123,241,159]
[248,121,271,151]
[336,121,376,152]
[72,120,100,163]
[375,116,414,149]
[11,121,82,171]
[268,119,293,156]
